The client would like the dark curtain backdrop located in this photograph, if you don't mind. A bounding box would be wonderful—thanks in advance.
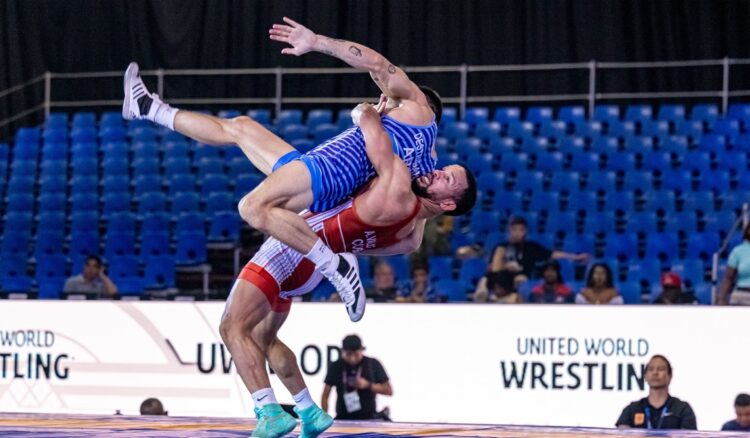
[3,0,750,137]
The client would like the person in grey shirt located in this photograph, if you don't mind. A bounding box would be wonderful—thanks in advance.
[63,255,118,297]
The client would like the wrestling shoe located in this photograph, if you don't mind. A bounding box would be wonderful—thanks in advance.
[294,405,333,438]
[122,61,173,124]
[325,253,366,322]
[252,404,297,438]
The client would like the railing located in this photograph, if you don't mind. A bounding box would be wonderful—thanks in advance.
[3,58,750,133]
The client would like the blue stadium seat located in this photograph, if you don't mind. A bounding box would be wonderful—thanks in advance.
[512,170,542,193]
[566,191,597,214]
[690,104,719,124]
[439,107,458,128]
[434,279,467,302]
[645,233,679,262]
[604,191,635,213]
[1,233,30,257]
[138,192,167,215]
[529,192,559,213]
[132,175,162,196]
[37,210,65,231]
[643,152,671,171]
[493,107,521,124]
[234,174,263,199]
[703,214,737,236]
[427,256,454,283]
[162,140,189,158]
[539,120,568,139]
[104,231,136,260]
[41,140,68,161]
[455,138,483,159]
[71,211,98,232]
[193,144,221,161]
[208,211,240,242]
[175,231,207,265]
[464,107,489,126]
[109,255,140,283]
[586,171,616,193]
[659,169,690,192]
[100,126,127,142]
[546,211,578,236]
[606,120,634,140]
[626,260,662,287]
[102,192,131,216]
[39,174,68,194]
[507,121,535,139]
[475,122,502,143]
[558,136,586,155]
[7,174,35,194]
[71,157,98,175]
[629,136,655,156]
[558,105,586,125]
[719,151,748,173]
[311,123,339,143]
[3,212,32,233]
[593,105,620,124]
[657,105,686,123]
[141,212,171,235]
[140,231,171,258]
[100,111,124,127]
[719,191,748,211]
[604,151,636,172]
[7,193,34,212]
[500,153,529,173]
[660,136,689,154]
[533,152,564,172]
[443,122,470,142]
[132,157,160,176]
[642,191,676,214]
[625,105,653,124]
[681,191,715,213]
[280,124,309,142]
[101,141,128,160]
[550,171,581,192]
[102,157,130,176]
[108,212,136,234]
[72,112,96,128]
[130,126,158,142]
[69,231,99,260]
[469,211,501,235]
[728,103,750,121]
[665,212,698,234]
[275,109,303,127]
[306,109,333,130]
[38,193,66,211]
[143,255,176,289]
[619,281,642,304]
[698,170,730,192]
[698,133,727,152]
[101,175,130,194]
[71,127,97,143]
[132,140,159,160]
[686,233,721,261]
[39,161,67,178]
[693,283,712,304]
[670,259,706,289]
[35,255,67,299]
[493,191,523,214]
[247,109,272,125]
[176,212,205,235]
[206,192,234,212]
[526,106,553,125]
[674,120,704,143]
[0,258,32,293]
[567,152,599,172]
[679,151,711,172]
[562,234,595,254]
[525,136,553,155]
[459,258,487,289]
[46,113,68,129]
[201,174,230,196]
[591,137,620,155]
[640,120,669,138]
[466,152,494,175]
[582,211,616,234]
[196,157,224,175]
[604,234,637,260]
[217,110,241,119]
[488,137,517,155]
[626,212,658,234]
[164,157,192,175]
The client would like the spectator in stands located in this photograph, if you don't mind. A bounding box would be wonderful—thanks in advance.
[140,397,168,415]
[576,262,623,304]
[616,354,697,430]
[529,260,574,303]
[322,335,392,420]
[489,216,588,294]
[365,260,401,302]
[722,393,750,432]
[485,271,522,303]
[411,217,453,260]
[652,272,697,304]
[397,263,437,303]
[63,255,118,297]
[717,222,750,306]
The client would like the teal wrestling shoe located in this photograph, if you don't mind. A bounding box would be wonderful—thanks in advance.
[251,404,297,438]
[294,404,334,438]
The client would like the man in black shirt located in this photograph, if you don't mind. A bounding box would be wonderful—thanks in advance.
[489,216,588,293]
[616,355,697,430]
[722,393,750,431]
[652,272,698,304]
[322,335,393,420]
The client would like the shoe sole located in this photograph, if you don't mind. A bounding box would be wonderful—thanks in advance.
[301,416,334,438]
[122,62,138,120]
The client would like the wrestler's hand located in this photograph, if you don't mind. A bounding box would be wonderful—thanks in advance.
[269,17,317,56]
[351,103,378,127]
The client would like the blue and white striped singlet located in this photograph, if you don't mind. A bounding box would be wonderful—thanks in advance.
[298,115,438,212]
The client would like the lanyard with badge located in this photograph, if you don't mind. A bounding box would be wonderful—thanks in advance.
[644,401,670,430]
[342,366,363,413]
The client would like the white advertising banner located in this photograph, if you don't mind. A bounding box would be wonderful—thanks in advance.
[0,301,746,431]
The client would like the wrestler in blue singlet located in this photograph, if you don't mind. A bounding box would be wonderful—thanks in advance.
[274,115,438,213]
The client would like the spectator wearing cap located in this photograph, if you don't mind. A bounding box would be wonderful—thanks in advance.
[718,222,750,305]
[322,335,392,420]
[140,397,167,415]
[653,272,697,304]
[489,216,588,294]
[616,355,697,430]
[529,260,574,304]
[576,262,623,304]
[722,393,750,431]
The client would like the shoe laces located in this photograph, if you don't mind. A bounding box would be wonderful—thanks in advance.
[329,270,356,306]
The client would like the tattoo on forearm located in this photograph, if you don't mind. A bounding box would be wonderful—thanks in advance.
[349,45,362,57]
[387,64,396,74]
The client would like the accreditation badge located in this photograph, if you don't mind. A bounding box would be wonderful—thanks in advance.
[344,390,362,413]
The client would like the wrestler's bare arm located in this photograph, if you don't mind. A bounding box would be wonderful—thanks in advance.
[269,17,423,102]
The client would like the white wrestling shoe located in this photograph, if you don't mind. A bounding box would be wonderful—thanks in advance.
[326,253,366,322]
[122,62,169,122]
